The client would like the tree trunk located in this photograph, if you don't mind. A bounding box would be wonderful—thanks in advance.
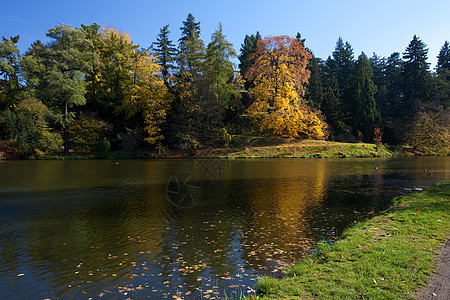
[63,101,70,156]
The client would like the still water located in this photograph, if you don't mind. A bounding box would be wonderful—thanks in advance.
[0,157,449,299]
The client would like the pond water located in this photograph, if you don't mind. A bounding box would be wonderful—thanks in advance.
[0,157,449,299]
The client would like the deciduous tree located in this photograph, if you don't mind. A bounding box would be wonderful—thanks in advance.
[28,24,97,155]
[246,35,324,138]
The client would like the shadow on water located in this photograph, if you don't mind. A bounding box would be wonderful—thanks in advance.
[0,157,448,299]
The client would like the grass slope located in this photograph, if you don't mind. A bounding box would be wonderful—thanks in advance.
[223,138,397,159]
[253,181,450,299]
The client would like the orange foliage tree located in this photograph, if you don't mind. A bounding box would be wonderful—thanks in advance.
[246,36,325,138]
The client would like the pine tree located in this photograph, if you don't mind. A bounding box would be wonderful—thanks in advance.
[153,24,177,84]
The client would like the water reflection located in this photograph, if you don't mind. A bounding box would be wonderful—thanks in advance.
[0,157,448,299]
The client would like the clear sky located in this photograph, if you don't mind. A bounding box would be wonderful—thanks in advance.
[2,0,449,69]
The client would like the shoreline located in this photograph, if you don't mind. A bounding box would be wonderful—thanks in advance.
[1,139,421,160]
[252,182,450,299]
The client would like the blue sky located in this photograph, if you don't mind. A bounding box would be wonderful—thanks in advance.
[2,0,449,68]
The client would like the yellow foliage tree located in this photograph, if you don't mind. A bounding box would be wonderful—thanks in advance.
[409,108,449,155]
[246,36,325,138]
[118,50,173,145]
[94,27,172,145]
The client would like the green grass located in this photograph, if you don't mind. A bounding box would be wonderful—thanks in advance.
[248,181,450,299]
[224,137,400,159]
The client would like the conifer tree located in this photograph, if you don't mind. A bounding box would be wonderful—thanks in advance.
[238,32,261,89]
[153,24,177,85]
[402,35,433,113]
[206,23,237,108]
[306,57,323,109]
[348,52,380,141]
[437,41,450,71]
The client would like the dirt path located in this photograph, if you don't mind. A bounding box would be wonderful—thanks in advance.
[416,237,450,299]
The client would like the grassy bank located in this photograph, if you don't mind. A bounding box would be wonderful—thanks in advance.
[252,181,450,299]
[221,137,400,159]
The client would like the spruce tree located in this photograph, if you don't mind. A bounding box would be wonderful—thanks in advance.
[326,37,356,129]
[436,41,450,108]
[153,24,177,84]
[437,41,450,71]
[348,52,380,141]
[179,13,201,50]
[306,57,323,109]
[238,32,261,90]
[402,35,433,111]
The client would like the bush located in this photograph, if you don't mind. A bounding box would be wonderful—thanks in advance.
[95,138,110,158]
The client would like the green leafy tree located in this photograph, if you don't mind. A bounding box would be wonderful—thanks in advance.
[0,35,23,109]
[206,23,238,109]
[409,108,449,155]
[153,24,177,85]
[29,24,97,155]
[348,52,380,141]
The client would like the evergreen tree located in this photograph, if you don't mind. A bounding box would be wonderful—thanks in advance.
[436,41,450,108]
[206,23,237,108]
[153,24,177,84]
[437,41,450,71]
[177,14,204,73]
[238,32,261,90]
[321,76,342,135]
[179,13,201,50]
[348,52,379,141]
[325,37,355,130]
[306,57,323,109]
[402,35,433,113]
[329,37,355,90]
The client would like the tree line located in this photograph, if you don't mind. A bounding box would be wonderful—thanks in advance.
[0,13,448,158]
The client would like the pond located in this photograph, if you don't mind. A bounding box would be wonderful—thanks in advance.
[0,157,449,299]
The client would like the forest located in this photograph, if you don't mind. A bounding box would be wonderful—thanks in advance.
[0,13,449,159]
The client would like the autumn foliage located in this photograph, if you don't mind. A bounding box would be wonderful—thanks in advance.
[246,36,325,138]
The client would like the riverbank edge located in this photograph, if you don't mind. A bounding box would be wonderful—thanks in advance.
[250,181,450,300]
[1,139,418,160]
